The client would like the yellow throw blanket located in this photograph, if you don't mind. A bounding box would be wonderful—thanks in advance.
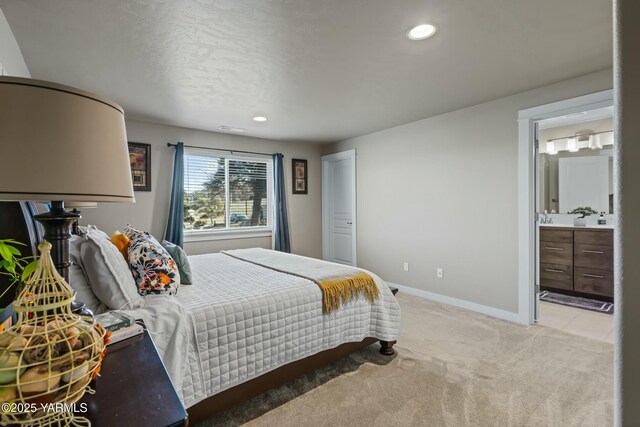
[317,272,379,314]
[222,248,380,314]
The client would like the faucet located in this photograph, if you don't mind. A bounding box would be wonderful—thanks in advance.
[539,211,553,224]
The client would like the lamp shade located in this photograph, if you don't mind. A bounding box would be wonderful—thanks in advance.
[0,77,135,203]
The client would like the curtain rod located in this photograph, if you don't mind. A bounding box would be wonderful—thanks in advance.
[167,142,277,157]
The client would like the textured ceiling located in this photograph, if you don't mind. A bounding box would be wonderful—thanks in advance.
[0,0,612,142]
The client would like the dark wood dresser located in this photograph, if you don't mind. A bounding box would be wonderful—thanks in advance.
[540,226,613,299]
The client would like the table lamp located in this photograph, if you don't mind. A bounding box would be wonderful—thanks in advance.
[64,201,98,235]
[0,77,135,282]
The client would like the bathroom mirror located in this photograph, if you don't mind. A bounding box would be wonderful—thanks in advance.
[538,115,614,214]
[539,151,613,214]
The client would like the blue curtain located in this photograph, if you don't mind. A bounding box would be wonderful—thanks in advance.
[164,142,185,247]
[273,153,291,253]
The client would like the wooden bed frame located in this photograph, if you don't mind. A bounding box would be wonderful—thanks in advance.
[0,201,397,424]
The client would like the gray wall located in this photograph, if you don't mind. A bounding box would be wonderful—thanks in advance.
[614,1,640,425]
[0,9,29,76]
[82,119,323,258]
[325,69,612,313]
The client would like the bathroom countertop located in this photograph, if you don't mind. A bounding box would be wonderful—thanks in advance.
[539,223,614,230]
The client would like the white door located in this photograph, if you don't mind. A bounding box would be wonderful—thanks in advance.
[322,150,356,265]
[533,122,541,322]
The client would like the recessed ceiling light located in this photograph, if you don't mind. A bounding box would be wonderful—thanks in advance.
[253,116,268,122]
[406,24,437,41]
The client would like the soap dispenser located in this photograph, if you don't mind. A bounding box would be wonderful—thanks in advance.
[598,212,606,225]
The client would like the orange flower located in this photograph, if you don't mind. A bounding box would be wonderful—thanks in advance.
[92,362,102,380]
[91,324,111,380]
[159,273,171,285]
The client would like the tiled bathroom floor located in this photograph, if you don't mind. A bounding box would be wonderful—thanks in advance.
[537,301,614,343]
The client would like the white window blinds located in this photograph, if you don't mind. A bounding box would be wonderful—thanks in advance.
[183,151,271,232]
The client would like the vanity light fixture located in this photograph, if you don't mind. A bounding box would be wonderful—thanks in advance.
[566,137,579,152]
[590,134,604,150]
[252,116,268,122]
[406,24,438,40]
[546,130,613,154]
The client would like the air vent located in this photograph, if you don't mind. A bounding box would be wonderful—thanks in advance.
[219,126,246,133]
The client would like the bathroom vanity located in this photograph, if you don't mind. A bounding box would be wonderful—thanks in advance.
[539,225,614,299]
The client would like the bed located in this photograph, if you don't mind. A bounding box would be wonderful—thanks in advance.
[0,201,401,423]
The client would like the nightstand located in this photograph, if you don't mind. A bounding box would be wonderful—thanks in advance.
[80,328,188,427]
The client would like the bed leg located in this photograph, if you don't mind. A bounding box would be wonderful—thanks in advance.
[379,340,396,356]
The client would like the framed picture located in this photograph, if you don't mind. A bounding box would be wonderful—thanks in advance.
[292,159,308,194]
[128,142,151,191]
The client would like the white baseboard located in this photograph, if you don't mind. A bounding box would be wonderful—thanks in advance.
[388,282,525,324]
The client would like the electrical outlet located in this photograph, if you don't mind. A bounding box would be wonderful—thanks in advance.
[436,268,444,279]
[403,262,409,272]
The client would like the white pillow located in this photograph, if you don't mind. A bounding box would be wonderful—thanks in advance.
[69,234,108,315]
[80,226,144,310]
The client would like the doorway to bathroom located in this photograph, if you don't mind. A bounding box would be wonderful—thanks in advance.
[533,105,614,342]
[517,89,614,343]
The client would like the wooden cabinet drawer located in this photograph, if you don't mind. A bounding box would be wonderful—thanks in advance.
[540,263,573,291]
[574,244,614,270]
[575,230,613,246]
[540,242,573,266]
[574,267,614,297]
[540,229,573,244]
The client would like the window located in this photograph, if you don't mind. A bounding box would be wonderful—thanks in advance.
[183,149,273,239]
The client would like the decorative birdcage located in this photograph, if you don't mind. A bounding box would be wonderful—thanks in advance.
[0,242,107,426]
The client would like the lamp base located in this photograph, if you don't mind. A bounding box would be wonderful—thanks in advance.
[33,201,79,283]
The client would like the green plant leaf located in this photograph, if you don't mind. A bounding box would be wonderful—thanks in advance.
[5,245,20,256]
[21,260,39,281]
[0,239,25,246]
[4,262,16,275]
[0,245,12,262]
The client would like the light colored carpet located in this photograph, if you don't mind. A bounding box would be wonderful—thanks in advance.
[196,293,613,427]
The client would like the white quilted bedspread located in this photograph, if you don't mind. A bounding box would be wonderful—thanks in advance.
[126,252,401,408]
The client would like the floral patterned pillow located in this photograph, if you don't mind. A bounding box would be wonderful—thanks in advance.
[124,225,180,295]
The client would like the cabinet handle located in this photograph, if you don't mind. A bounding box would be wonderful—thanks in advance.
[582,273,605,279]
[544,268,565,273]
[582,250,605,254]
[545,247,564,251]
[346,222,352,225]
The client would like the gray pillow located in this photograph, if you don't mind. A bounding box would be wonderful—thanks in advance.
[80,226,145,310]
[69,234,108,315]
[162,240,193,285]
